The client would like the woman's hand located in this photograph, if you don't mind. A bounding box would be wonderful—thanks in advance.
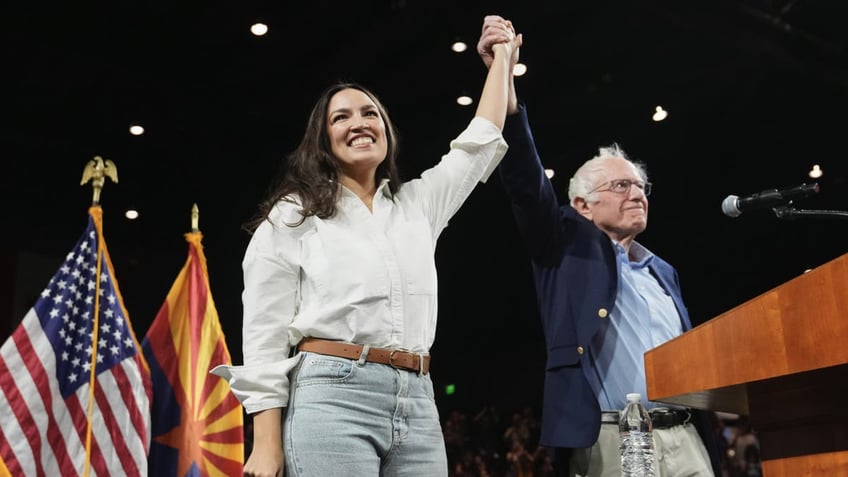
[478,15,522,68]
[243,408,284,477]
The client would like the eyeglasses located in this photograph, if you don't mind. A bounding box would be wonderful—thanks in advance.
[590,179,652,197]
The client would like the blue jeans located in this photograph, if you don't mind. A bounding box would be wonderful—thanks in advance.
[284,351,447,476]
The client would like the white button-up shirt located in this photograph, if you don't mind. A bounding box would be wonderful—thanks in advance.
[213,117,507,413]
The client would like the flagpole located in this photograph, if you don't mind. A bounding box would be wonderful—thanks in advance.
[80,157,118,477]
[82,218,104,477]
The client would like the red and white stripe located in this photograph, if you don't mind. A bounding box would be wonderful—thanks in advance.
[0,308,150,476]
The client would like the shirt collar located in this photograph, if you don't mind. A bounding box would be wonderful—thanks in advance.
[612,239,654,268]
[377,178,393,198]
[337,178,392,200]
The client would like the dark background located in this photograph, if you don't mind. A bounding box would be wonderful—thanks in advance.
[5,0,848,412]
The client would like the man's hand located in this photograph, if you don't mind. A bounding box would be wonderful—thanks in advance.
[478,15,522,114]
[477,15,516,70]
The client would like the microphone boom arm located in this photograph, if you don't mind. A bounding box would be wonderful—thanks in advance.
[772,206,848,221]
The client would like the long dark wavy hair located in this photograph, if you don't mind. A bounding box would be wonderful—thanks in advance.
[244,82,402,231]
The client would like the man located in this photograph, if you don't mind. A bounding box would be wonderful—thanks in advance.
[477,15,721,476]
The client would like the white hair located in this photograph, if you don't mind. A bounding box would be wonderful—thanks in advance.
[567,143,648,204]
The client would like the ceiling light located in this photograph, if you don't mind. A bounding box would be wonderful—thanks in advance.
[652,106,668,122]
[456,95,473,106]
[809,164,823,179]
[513,63,527,76]
[124,209,139,220]
[129,124,144,136]
[451,41,467,53]
[545,168,555,179]
[251,23,268,36]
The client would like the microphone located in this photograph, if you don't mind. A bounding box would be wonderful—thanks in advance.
[722,183,820,218]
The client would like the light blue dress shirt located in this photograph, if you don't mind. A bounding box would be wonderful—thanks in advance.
[588,240,684,411]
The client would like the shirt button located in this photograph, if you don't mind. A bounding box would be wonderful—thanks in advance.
[598,308,608,318]
[577,346,584,355]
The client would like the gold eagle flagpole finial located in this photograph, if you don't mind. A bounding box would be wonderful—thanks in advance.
[80,156,119,205]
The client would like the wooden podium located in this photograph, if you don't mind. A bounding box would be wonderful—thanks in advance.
[645,252,848,476]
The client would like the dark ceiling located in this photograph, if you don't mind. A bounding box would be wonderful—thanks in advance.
[6,0,848,408]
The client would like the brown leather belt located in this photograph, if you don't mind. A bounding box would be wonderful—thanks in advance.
[297,338,430,374]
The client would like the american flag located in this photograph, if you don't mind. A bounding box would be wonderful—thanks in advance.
[0,207,152,476]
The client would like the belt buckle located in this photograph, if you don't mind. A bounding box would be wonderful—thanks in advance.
[388,350,403,370]
[650,408,671,428]
[650,408,690,428]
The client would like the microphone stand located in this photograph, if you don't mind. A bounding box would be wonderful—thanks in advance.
[772,206,848,221]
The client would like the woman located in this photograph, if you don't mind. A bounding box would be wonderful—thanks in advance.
[214,19,522,477]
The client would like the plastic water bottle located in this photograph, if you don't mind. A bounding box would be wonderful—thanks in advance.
[619,393,656,477]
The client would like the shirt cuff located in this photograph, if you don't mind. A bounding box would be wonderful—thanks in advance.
[210,353,303,414]
[453,116,509,183]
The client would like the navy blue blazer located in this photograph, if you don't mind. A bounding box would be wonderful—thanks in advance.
[499,105,720,473]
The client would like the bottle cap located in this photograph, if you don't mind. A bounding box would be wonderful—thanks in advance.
[626,393,641,402]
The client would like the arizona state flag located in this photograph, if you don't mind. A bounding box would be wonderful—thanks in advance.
[142,230,243,476]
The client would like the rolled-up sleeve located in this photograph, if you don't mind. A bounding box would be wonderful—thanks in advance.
[211,210,302,414]
[210,357,301,414]
[452,116,508,184]
[407,116,508,235]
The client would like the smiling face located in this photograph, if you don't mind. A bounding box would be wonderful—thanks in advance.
[327,88,388,185]
[575,156,649,244]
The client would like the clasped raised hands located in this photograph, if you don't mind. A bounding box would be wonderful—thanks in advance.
[477,15,522,69]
